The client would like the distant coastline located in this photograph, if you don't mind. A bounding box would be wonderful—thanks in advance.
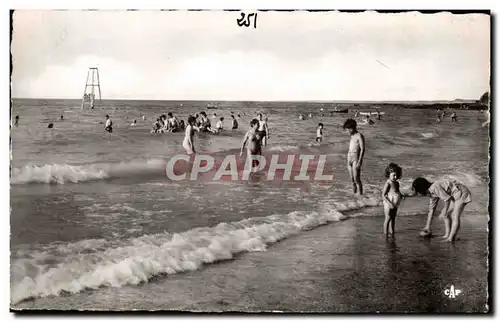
[11,97,488,110]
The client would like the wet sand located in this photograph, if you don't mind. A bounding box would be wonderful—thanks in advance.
[170,214,489,313]
[14,213,489,312]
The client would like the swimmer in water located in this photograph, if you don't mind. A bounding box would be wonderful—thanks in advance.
[364,115,374,125]
[316,123,324,143]
[413,177,472,242]
[257,113,269,146]
[60,115,64,121]
[130,120,137,127]
[199,112,212,132]
[182,115,199,155]
[231,115,238,130]
[105,115,113,133]
[166,112,180,132]
[451,112,457,123]
[343,119,365,195]
[240,119,263,169]
[215,117,224,133]
[382,163,403,236]
[48,123,54,129]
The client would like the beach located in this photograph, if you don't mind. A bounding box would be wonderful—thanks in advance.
[13,215,489,312]
[10,99,490,312]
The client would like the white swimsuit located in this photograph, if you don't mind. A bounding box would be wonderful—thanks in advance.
[182,125,194,154]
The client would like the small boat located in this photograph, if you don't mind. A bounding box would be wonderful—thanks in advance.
[331,107,348,113]
[207,102,218,109]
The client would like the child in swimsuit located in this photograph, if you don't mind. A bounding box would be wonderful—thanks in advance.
[382,163,403,236]
[343,119,365,195]
[105,115,113,133]
[257,113,269,146]
[182,116,198,155]
[412,177,472,242]
[316,123,324,143]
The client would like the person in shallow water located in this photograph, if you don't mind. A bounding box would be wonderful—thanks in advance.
[105,115,113,133]
[450,111,457,123]
[182,115,199,155]
[257,113,269,146]
[166,112,180,132]
[382,163,403,237]
[344,119,365,195]
[240,118,263,168]
[231,115,238,130]
[412,177,472,242]
[316,123,324,143]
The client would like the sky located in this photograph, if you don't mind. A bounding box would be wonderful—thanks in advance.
[11,10,490,101]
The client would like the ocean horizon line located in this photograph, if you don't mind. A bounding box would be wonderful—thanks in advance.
[11,97,481,105]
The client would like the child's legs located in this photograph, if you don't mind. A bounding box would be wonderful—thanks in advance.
[347,162,356,193]
[389,207,397,233]
[449,201,466,240]
[441,200,454,237]
[353,165,363,195]
[383,203,391,234]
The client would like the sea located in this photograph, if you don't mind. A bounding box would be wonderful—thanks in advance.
[10,99,490,311]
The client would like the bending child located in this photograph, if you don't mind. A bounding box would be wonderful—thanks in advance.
[412,177,472,242]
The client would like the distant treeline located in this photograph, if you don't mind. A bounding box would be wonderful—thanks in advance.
[369,102,488,111]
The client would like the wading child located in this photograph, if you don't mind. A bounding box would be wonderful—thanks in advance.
[182,116,198,155]
[412,177,472,242]
[382,163,403,236]
[241,119,263,169]
[343,119,365,195]
[316,123,324,143]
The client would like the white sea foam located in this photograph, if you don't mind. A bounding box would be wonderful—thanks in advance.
[11,159,166,184]
[11,195,383,305]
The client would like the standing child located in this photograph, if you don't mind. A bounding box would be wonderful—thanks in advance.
[343,119,365,195]
[382,163,403,236]
[412,177,472,242]
[257,113,269,146]
[182,116,198,155]
[316,123,324,143]
[105,115,113,133]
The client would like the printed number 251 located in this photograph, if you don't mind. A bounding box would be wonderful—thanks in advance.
[237,12,257,28]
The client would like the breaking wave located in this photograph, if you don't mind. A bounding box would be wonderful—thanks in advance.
[11,195,381,305]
